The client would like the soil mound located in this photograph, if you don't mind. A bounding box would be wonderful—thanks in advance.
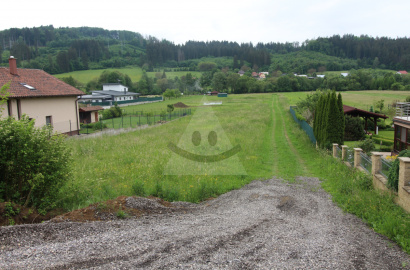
[49,196,196,223]
[173,102,189,108]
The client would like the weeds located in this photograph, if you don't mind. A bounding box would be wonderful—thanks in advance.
[116,210,129,219]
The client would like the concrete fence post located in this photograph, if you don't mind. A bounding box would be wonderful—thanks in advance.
[332,144,338,158]
[353,148,363,168]
[398,157,410,212]
[341,145,348,161]
[371,152,382,175]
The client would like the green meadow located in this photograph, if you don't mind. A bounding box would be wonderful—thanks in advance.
[60,92,410,252]
[284,90,410,110]
[54,66,202,85]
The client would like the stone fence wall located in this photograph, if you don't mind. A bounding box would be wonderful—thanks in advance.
[332,143,410,213]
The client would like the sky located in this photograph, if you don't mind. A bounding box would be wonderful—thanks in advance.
[2,0,409,45]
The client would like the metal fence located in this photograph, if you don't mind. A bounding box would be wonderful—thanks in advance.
[336,145,342,159]
[360,152,372,173]
[346,147,355,166]
[381,157,393,178]
[80,108,191,134]
[80,96,163,107]
[289,106,316,144]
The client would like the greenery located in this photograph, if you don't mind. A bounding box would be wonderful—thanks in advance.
[0,116,72,211]
[101,103,123,119]
[356,138,376,153]
[344,116,365,141]
[313,91,344,148]
[388,150,410,192]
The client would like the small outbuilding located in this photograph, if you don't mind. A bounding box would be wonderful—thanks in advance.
[79,106,104,124]
[343,105,388,135]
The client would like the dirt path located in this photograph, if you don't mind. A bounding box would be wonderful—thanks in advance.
[1,177,408,269]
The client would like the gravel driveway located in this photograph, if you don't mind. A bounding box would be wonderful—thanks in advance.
[1,177,409,269]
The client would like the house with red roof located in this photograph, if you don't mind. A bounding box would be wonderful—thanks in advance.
[0,56,84,135]
[397,70,408,75]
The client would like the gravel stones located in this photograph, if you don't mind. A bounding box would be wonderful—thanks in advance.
[0,177,409,269]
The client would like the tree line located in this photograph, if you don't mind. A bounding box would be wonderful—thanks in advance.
[1,26,409,76]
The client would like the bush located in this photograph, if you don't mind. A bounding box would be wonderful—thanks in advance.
[101,104,123,120]
[0,116,72,211]
[388,150,410,191]
[92,121,107,130]
[356,138,375,153]
[344,116,365,141]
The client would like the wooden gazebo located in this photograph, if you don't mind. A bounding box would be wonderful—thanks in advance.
[343,105,388,135]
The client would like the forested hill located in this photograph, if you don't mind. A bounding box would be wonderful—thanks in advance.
[0,26,409,75]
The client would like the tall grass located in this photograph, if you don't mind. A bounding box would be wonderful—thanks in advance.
[60,94,274,209]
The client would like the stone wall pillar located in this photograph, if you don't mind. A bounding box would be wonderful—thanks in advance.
[398,157,410,212]
[332,144,338,158]
[354,148,363,168]
[371,152,382,175]
[341,145,348,161]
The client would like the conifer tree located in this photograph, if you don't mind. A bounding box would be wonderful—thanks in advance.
[337,93,345,145]
[325,91,340,147]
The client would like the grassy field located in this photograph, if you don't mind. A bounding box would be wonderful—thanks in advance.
[284,90,410,111]
[59,92,410,253]
[54,66,202,85]
[62,94,274,208]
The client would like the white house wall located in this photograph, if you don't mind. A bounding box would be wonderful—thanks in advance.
[103,84,128,92]
[1,96,80,134]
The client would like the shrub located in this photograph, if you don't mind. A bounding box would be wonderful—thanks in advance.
[344,116,365,141]
[0,116,72,211]
[387,150,410,191]
[92,121,107,130]
[356,138,375,153]
[101,104,123,120]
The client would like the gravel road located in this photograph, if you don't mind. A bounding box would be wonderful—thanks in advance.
[1,177,409,269]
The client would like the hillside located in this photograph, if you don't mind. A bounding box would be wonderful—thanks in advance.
[0,26,409,76]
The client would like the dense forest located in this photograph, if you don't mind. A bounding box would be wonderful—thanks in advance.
[1,26,410,75]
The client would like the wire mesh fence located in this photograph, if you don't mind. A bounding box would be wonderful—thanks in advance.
[381,157,393,178]
[360,152,372,173]
[80,108,192,134]
[289,106,316,145]
[346,147,355,166]
[336,145,342,159]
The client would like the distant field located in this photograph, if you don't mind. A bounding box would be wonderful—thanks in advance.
[54,66,202,84]
[282,90,410,110]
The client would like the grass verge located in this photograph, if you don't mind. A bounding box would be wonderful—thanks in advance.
[280,92,410,254]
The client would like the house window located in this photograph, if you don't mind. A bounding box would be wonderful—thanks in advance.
[46,116,53,126]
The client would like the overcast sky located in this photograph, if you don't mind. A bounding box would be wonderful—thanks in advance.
[2,0,409,45]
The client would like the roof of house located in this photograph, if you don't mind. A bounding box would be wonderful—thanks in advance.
[0,67,84,98]
[79,106,104,112]
[397,70,408,74]
[343,105,388,119]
